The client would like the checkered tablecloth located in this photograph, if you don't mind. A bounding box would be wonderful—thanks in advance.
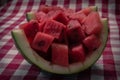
[0,0,120,80]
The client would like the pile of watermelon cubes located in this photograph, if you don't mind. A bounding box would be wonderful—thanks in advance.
[20,5,103,66]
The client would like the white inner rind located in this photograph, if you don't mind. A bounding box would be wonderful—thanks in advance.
[11,18,108,74]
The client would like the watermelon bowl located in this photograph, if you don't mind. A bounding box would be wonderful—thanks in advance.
[11,5,109,75]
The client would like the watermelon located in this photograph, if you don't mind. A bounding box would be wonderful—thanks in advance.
[79,6,98,16]
[67,19,81,28]
[69,44,85,63]
[11,5,108,75]
[67,24,86,46]
[53,11,69,25]
[19,20,39,44]
[63,8,75,17]
[43,20,66,39]
[39,5,63,13]
[52,43,69,66]
[83,34,101,51]
[35,11,46,23]
[83,12,103,35]
[26,12,36,21]
[68,12,86,24]
[32,32,54,53]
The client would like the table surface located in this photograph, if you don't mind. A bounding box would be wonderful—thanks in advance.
[0,0,120,80]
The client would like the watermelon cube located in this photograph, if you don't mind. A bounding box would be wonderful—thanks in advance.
[67,19,81,28]
[39,5,63,13]
[35,11,46,23]
[39,5,53,13]
[43,20,66,39]
[78,7,93,16]
[44,10,68,25]
[32,32,54,52]
[63,8,75,17]
[38,22,45,32]
[69,44,85,63]
[54,30,68,44]
[68,12,86,24]
[19,20,39,44]
[67,23,86,46]
[52,43,69,66]
[53,11,69,25]
[83,34,101,51]
[83,12,103,35]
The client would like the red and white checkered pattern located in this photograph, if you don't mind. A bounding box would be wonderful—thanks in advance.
[0,0,120,80]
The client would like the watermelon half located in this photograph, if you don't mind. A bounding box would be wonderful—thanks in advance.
[11,18,108,74]
[11,6,108,74]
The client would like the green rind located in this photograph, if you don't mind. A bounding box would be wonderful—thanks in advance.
[26,12,36,22]
[90,6,98,11]
[11,18,108,75]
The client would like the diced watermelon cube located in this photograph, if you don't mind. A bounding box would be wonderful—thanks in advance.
[83,34,101,51]
[68,12,86,23]
[69,44,86,63]
[43,20,66,39]
[63,8,75,17]
[67,23,86,46]
[39,5,53,13]
[52,43,69,66]
[53,11,69,25]
[35,11,46,23]
[19,23,28,29]
[38,22,45,32]
[34,46,52,61]
[43,10,61,20]
[19,20,39,44]
[78,7,93,16]
[67,19,81,28]
[44,10,68,25]
[39,5,63,13]
[54,30,68,44]
[32,32,54,52]
[83,12,103,35]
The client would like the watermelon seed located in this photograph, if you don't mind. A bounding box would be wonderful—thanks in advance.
[38,40,45,46]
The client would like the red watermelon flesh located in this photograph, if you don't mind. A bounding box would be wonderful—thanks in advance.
[83,34,101,51]
[54,29,68,44]
[38,22,45,32]
[83,12,103,35]
[19,23,28,28]
[68,12,86,24]
[44,10,68,25]
[52,43,69,66]
[32,32,54,53]
[69,44,85,63]
[67,24,86,46]
[42,10,61,22]
[39,5,53,13]
[79,7,93,16]
[43,20,66,39]
[35,11,46,23]
[19,20,39,44]
[67,19,81,28]
[39,5,63,13]
[34,47,52,61]
[63,8,75,17]
[53,11,69,25]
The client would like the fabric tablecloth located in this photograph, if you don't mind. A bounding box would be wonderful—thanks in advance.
[0,0,120,80]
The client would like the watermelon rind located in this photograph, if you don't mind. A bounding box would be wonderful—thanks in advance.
[91,6,98,11]
[11,18,108,74]
[26,12,36,21]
